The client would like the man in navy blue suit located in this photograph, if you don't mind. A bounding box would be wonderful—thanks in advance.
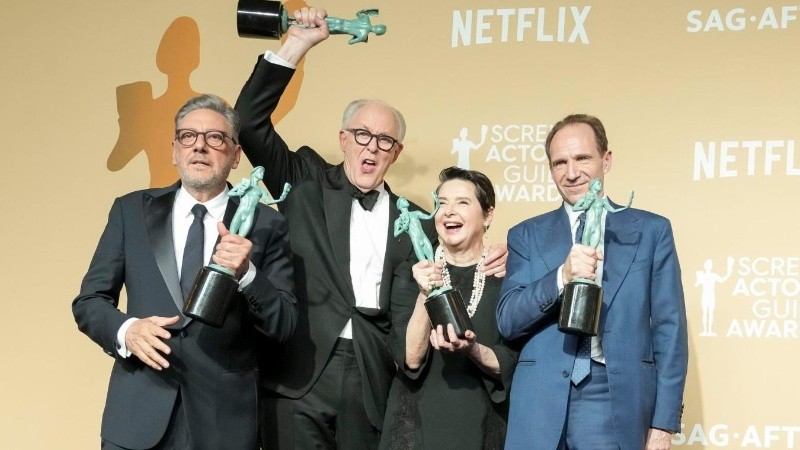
[497,114,687,450]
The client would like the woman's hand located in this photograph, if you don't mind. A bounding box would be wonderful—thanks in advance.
[412,260,444,296]
[430,325,501,378]
[429,324,477,355]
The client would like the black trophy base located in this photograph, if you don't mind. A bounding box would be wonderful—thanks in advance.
[558,281,603,336]
[424,289,474,341]
[237,0,286,39]
[183,266,238,328]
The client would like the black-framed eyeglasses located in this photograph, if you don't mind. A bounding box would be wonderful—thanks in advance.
[347,128,399,152]
[175,129,237,149]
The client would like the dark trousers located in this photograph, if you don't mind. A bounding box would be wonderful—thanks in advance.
[261,338,381,450]
[558,361,619,450]
[101,391,191,450]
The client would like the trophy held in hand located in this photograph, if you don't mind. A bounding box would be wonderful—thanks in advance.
[237,0,386,45]
[394,194,474,341]
[183,167,291,327]
[558,179,634,336]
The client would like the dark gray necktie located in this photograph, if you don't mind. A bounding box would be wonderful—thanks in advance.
[571,211,591,385]
[180,204,207,300]
[574,211,586,245]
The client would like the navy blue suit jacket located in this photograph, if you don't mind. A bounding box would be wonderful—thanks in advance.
[497,204,687,450]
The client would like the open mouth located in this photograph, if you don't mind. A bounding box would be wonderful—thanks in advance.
[443,221,463,232]
[361,158,376,173]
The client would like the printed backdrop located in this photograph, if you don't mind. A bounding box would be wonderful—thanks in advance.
[1,1,797,448]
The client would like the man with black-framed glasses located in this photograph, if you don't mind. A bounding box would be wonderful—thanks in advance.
[73,94,297,450]
[235,7,507,450]
[174,129,238,148]
[345,128,400,152]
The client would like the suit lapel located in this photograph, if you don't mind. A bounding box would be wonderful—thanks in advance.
[535,207,573,273]
[216,196,245,253]
[378,190,404,310]
[144,184,246,327]
[323,185,356,302]
[144,184,184,321]
[601,206,642,311]
[536,207,582,350]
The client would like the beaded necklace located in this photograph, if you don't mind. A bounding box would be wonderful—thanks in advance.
[435,246,487,318]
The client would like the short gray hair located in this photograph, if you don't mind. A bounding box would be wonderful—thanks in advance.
[175,94,240,142]
[341,99,406,142]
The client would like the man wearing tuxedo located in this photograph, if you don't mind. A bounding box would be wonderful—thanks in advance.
[497,114,688,450]
[73,94,297,450]
[235,7,506,450]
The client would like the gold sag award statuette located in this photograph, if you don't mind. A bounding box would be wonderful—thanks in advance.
[237,0,387,45]
[183,167,291,328]
[394,194,474,340]
[558,179,634,336]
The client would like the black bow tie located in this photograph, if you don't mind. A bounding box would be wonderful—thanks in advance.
[352,188,379,211]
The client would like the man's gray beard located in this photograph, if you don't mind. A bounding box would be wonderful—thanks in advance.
[181,172,226,195]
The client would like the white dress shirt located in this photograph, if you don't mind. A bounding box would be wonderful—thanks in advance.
[339,183,390,339]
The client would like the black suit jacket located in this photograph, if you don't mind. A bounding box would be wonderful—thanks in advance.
[236,57,435,429]
[72,181,297,450]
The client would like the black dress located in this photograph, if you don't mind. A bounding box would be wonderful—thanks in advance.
[380,262,518,450]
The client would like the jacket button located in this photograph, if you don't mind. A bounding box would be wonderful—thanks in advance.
[180,330,188,338]
[562,370,569,378]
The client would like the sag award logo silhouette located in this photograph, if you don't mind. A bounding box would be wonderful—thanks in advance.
[237,0,387,44]
[183,166,291,327]
[559,179,634,336]
[109,12,304,187]
[394,194,474,339]
[695,256,734,337]
[109,17,201,187]
[451,125,488,170]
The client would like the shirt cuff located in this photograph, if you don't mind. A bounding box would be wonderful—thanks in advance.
[238,260,256,290]
[116,317,138,358]
[264,51,297,69]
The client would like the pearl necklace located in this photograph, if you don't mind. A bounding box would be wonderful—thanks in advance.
[435,246,487,318]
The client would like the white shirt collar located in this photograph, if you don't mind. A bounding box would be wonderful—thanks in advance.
[563,195,609,227]
[368,182,387,196]
[175,186,229,222]
[563,202,582,227]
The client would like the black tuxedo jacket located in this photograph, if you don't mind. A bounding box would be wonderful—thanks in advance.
[236,57,435,429]
[72,181,297,450]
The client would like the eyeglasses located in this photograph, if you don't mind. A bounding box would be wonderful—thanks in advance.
[175,129,237,149]
[347,128,399,152]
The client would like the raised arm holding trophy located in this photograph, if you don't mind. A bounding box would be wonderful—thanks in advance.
[234,6,508,447]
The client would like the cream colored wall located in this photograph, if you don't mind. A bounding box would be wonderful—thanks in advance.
[1,1,797,448]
